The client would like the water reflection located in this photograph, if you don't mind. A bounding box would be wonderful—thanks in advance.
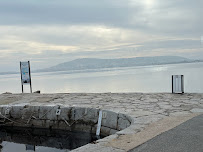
[0,127,101,152]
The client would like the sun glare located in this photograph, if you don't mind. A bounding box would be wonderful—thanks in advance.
[143,0,155,8]
[129,0,155,9]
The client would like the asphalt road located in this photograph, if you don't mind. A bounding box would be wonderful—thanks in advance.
[129,114,203,152]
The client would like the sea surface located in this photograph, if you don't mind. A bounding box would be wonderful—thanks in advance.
[0,62,203,94]
[0,126,101,152]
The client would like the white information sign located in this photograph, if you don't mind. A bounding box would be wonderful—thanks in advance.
[20,62,30,84]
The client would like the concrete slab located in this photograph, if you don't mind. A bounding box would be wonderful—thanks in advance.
[129,114,203,152]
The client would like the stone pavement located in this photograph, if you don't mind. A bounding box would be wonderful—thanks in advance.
[129,114,203,152]
[0,93,203,151]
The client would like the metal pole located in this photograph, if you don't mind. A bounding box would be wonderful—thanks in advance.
[28,61,32,93]
[96,110,103,136]
[20,62,24,93]
[181,75,184,93]
[172,75,173,93]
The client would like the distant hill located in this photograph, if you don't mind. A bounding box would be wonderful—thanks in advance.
[36,56,201,72]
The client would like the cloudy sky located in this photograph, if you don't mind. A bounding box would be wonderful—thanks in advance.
[0,0,202,72]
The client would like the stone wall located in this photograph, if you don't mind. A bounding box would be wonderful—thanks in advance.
[0,105,133,136]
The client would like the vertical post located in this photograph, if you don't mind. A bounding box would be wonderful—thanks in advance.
[181,75,184,93]
[96,110,103,136]
[28,61,32,93]
[172,75,184,94]
[172,75,173,93]
[20,62,24,93]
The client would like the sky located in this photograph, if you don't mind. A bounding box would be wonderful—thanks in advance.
[0,0,202,72]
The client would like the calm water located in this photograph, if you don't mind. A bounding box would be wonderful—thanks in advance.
[0,62,203,93]
[0,127,100,152]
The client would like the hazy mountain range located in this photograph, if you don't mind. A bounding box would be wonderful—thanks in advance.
[0,56,202,75]
[36,56,202,73]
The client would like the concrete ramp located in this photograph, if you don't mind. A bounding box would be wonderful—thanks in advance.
[129,114,203,152]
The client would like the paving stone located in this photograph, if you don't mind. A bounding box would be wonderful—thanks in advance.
[0,106,11,118]
[101,126,111,135]
[110,129,118,135]
[84,108,99,123]
[39,105,59,120]
[72,144,125,152]
[129,110,155,118]
[117,113,131,131]
[101,110,118,130]
[10,106,24,119]
[0,93,202,152]
[169,111,192,116]
[57,106,71,120]
[190,108,203,113]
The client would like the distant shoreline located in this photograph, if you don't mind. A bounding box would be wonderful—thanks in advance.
[1,60,203,76]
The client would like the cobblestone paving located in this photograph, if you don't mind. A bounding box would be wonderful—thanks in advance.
[0,93,203,151]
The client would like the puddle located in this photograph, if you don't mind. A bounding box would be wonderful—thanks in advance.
[0,126,103,151]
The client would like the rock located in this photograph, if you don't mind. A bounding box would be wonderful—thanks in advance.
[34,90,40,93]
[2,92,12,94]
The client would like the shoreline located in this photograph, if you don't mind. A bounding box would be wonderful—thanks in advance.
[1,61,203,76]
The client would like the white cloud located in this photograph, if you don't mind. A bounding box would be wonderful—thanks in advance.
[0,0,202,72]
[0,25,162,54]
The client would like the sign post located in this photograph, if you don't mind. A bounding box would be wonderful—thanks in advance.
[20,61,32,93]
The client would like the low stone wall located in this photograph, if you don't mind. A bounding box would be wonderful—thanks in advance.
[0,105,133,136]
[0,93,203,151]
